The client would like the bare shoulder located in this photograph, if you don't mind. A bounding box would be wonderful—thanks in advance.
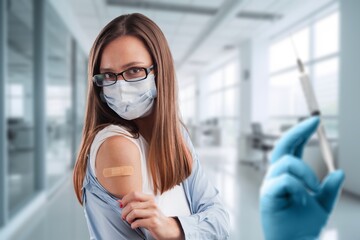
[95,135,142,199]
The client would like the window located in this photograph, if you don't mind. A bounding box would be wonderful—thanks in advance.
[268,11,339,134]
[8,84,24,118]
[179,81,196,125]
[270,28,310,73]
[200,60,239,121]
[313,58,339,115]
[193,59,240,147]
[314,13,339,58]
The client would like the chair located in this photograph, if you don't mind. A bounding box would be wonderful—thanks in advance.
[240,123,274,170]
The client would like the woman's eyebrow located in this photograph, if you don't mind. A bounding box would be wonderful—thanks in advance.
[99,67,115,72]
[100,61,146,73]
[121,61,145,69]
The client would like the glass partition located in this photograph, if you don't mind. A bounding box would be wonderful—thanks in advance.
[45,3,73,188]
[7,0,36,217]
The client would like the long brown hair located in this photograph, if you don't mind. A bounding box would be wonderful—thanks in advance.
[73,13,193,205]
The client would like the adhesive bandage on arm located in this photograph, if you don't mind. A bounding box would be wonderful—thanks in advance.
[102,166,134,178]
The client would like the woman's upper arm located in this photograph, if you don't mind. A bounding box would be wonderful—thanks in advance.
[95,135,142,199]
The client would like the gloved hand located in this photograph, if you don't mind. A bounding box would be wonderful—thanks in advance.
[260,116,345,240]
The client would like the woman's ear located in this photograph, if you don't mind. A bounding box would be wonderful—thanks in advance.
[100,91,106,103]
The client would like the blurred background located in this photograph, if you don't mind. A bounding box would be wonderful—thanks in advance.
[0,0,359,239]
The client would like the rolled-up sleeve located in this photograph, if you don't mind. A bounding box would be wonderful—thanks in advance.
[177,128,230,239]
[83,186,147,239]
[82,164,147,240]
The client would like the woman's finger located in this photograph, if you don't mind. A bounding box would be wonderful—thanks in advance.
[121,199,157,220]
[120,191,153,207]
[130,218,155,230]
[126,208,158,224]
[266,154,320,192]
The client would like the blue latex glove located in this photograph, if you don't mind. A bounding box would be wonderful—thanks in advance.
[260,116,345,240]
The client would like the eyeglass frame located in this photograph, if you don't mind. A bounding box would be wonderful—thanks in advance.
[92,65,155,87]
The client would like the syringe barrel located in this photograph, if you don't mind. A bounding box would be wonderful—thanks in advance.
[298,72,336,172]
[316,123,336,172]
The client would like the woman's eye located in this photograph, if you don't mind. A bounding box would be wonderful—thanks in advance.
[104,73,115,80]
[128,68,141,74]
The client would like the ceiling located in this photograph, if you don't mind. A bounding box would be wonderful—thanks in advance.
[8,0,323,84]
[69,0,300,77]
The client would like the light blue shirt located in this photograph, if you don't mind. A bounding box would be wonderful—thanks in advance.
[81,127,230,239]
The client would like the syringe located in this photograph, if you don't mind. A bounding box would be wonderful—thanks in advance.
[290,36,336,173]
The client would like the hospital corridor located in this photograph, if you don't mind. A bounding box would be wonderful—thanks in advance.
[0,0,360,239]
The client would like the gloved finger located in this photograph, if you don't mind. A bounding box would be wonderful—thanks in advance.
[260,173,309,210]
[266,154,320,192]
[316,170,345,213]
[270,116,320,164]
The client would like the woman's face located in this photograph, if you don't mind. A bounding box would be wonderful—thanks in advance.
[100,35,153,76]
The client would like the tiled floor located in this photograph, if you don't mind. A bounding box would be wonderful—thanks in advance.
[9,174,90,240]
[7,146,360,240]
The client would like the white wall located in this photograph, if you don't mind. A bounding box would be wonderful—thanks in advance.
[338,0,360,196]
[251,38,269,124]
[237,40,252,159]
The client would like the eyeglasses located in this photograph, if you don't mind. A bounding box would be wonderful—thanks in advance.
[93,65,154,87]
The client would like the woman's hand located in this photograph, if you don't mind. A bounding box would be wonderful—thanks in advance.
[119,191,184,240]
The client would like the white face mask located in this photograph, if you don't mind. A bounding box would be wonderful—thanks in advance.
[103,74,157,120]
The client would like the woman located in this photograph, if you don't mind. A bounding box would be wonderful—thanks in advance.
[73,13,230,239]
